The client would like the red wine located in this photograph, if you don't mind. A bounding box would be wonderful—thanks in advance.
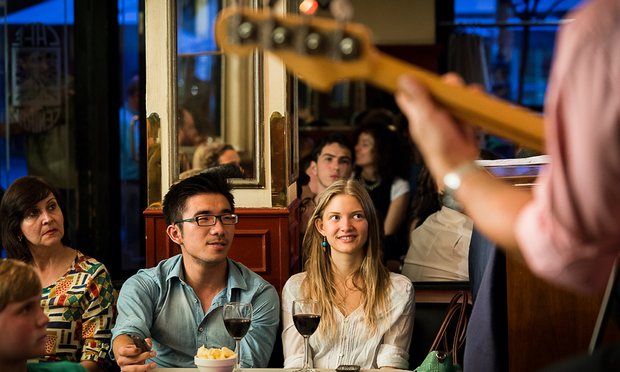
[224,318,251,339]
[293,314,320,336]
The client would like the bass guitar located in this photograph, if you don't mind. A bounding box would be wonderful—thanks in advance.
[215,7,544,152]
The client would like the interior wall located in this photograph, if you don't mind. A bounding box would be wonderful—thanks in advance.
[353,0,435,45]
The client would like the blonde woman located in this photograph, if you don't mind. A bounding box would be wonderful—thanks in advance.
[282,180,414,369]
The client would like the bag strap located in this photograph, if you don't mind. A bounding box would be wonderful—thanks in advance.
[450,291,469,365]
[429,295,460,351]
[428,290,470,365]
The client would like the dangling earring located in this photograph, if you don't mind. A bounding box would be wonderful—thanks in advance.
[322,236,328,248]
[18,235,23,242]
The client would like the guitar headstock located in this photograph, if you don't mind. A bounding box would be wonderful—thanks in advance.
[215,6,376,91]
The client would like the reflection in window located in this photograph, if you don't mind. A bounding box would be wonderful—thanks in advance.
[0,0,76,239]
[175,0,259,185]
[177,0,222,145]
[451,0,581,157]
[453,0,581,109]
[119,0,144,272]
[177,0,222,177]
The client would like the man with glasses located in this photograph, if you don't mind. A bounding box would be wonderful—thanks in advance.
[111,173,280,369]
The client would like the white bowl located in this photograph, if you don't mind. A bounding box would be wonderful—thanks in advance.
[194,356,236,372]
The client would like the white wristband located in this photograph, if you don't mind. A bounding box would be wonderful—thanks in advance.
[442,162,481,211]
[443,162,481,192]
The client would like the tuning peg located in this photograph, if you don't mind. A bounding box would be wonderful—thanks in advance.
[337,35,359,58]
[306,31,324,52]
[238,20,257,41]
[227,13,259,45]
[271,23,292,48]
[328,0,359,60]
[294,26,325,55]
[258,16,292,50]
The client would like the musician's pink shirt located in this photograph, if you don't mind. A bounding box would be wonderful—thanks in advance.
[515,0,620,293]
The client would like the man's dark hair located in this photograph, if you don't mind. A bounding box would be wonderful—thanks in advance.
[163,173,235,225]
[310,133,353,163]
[201,163,244,179]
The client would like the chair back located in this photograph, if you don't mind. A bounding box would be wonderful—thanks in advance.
[589,256,620,353]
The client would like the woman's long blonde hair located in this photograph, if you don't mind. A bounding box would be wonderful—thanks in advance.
[301,179,390,338]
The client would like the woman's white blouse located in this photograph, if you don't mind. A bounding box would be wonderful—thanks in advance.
[281,272,415,369]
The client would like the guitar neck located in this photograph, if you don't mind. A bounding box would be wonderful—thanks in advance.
[214,7,544,152]
[368,52,544,152]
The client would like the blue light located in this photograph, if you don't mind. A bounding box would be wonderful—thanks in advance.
[118,0,139,25]
[4,0,74,25]
[456,0,582,17]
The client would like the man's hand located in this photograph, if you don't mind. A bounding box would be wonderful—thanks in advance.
[113,334,157,371]
[395,74,480,183]
[397,73,532,253]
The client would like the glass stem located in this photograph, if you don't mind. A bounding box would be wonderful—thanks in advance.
[303,336,310,369]
[235,339,241,370]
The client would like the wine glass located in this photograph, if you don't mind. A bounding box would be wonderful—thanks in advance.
[292,299,321,372]
[223,302,252,372]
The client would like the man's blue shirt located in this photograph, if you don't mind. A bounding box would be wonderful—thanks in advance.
[112,255,280,368]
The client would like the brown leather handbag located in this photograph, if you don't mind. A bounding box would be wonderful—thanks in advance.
[415,291,470,372]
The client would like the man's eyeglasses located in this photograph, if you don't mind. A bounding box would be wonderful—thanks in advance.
[174,214,239,227]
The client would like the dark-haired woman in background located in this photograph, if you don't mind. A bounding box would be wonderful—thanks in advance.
[0,176,116,372]
[353,110,411,267]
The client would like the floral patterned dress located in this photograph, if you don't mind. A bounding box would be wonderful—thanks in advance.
[37,251,116,366]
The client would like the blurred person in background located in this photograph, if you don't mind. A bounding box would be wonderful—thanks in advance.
[300,133,354,238]
[353,110,411,269]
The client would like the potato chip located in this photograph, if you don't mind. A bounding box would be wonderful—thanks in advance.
[196,346,237,360]
[221,347,235,358]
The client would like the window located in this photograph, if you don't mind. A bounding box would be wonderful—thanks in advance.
[448,0,581,156]
[452,0,582,109]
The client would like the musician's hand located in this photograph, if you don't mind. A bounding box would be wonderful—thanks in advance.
[395,73,479,183]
